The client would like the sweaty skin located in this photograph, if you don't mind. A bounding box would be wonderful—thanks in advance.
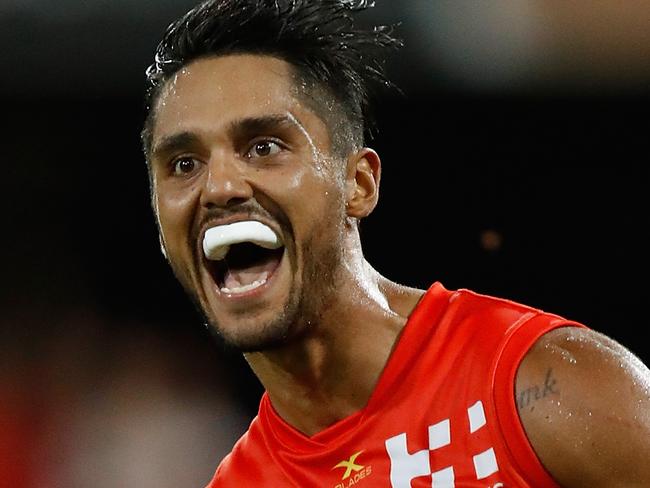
[149,54,425,433]
[148,54,650,485]
[516,327,650,486]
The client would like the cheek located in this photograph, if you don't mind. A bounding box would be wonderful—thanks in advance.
[279,166,346,232]
[154,182,201,252]
[282,164,312,192]
[281,168,326,216]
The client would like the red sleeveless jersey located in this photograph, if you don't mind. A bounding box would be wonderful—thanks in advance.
[208,283,583,487]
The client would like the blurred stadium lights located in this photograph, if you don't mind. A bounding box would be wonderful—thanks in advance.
[403,0,650,91]
[405,0,542,89]
[3,0,650,97]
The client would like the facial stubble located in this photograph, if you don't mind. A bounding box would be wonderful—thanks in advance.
[196,228,343,352]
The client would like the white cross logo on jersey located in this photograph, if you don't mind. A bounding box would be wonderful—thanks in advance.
[384,400,499,487]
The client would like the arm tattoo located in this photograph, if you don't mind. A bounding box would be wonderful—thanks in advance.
[517,368,559,410]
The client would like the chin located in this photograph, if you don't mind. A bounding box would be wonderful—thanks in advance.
[207,307,302,353]
[202,286,304,352]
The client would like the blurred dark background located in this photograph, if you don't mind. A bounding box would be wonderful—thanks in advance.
[1,1,649,486]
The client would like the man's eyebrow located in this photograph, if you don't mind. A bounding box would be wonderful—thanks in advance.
[151,114,301,157]
[229,114,303,139]
[151,131,201,159]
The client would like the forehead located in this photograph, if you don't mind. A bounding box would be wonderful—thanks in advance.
[152,54,315,142]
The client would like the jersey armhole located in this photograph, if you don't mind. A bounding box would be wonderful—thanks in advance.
[491,313,585,487]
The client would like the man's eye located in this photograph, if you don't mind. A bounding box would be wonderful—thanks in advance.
[172,157,198,175]
[246,140,282,158]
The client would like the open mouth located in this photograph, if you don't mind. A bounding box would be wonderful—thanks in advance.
[209,243,284,294]
[202,220,285,296]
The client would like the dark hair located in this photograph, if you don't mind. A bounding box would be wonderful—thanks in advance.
[141,0,402,158]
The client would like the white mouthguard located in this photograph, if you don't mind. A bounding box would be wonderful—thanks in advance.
[203,221,282,261]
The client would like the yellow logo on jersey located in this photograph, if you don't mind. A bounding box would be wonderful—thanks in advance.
[333,451,365,480]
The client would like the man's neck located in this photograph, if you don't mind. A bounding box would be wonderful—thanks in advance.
[244,262,425,437]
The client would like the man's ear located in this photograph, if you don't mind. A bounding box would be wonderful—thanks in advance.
[345,148,381,219]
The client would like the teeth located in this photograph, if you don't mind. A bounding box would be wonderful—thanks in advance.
[220,278,268,295]
[203,220,283,261]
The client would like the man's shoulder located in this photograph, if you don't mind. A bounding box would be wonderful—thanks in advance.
[516,327,650,486]
[437,284,567,332]
[416,282,547,321]
[451,286,546,315]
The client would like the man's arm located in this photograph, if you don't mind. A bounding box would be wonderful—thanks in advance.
[516,326,650,487]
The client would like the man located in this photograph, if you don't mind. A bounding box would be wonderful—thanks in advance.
[141,1,650,486]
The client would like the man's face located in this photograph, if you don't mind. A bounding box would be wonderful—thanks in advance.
[148,55,350,351]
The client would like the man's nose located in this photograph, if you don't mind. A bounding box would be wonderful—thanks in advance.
[199,155,253,209]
